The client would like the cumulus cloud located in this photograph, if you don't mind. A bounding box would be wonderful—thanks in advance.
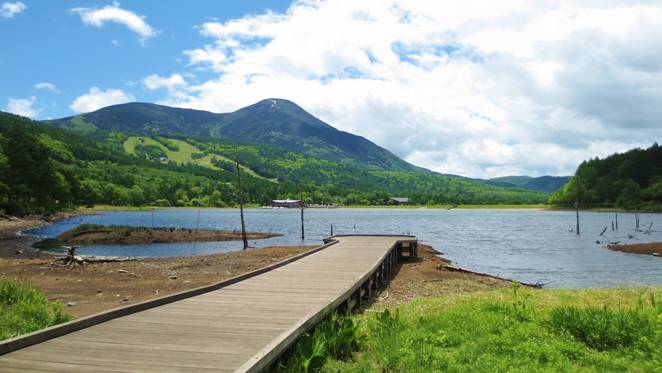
[34,82,61,94]
[155,0,662,177]
[143,73,186,91]
[5,96,39,118]
[1,1,25,18]
[70,87,135,113]
[142,73,190,102]
[71,1,157,43]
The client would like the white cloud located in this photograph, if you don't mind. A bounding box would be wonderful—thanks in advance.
[1,1,25,18]
[154,0,662,177]
[70,87,135,113]
[5,96,38,118]
[71,2,157,43]
[143,73,190,102]
[143,73,186,91]
[34,82,61,94]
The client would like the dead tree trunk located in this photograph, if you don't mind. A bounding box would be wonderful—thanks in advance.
[55,246,85,266]
[300,192,305,240]
[235,152,248,250]
[575,200,580,235]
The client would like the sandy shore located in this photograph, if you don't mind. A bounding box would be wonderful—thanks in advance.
[608,242,662,257]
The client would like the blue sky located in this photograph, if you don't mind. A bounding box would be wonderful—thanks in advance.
[2,1,662,178]
[0,0,290,119]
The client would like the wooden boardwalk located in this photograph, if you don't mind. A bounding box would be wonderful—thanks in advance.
[0,235,416,372]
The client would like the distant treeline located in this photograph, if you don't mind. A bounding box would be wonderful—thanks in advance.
[0,112,547,216]
[550,143,662,210]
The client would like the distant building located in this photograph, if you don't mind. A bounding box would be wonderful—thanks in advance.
[271,199,302,208]
[389,197,409,205]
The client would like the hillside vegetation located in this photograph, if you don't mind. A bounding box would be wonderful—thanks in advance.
[550,143,662,209]
[1,101,550,215]
[489,175,571,193]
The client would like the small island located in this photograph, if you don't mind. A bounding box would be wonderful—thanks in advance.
[608,242,662,257]
[47,224,281,246]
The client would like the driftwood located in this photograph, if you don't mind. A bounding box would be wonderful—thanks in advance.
[443,264,545,288]
[52,246,136,266]
[52,246,85,266]
[599,226,608,236]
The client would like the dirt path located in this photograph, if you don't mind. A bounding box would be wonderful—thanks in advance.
[608,242,662,256]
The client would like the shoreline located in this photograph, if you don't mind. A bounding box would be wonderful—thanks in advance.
[78,204,662,212]
[1,216,517,318]
[608,242,662,257]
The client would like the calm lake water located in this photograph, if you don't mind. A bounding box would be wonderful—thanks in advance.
[25,208,662,288]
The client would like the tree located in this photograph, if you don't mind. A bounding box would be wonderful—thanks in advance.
[129,185,145,206]
[616,179,641,209]
[0,122,65,214]
[0,138,8,211]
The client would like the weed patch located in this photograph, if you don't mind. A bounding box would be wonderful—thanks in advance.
[272,312,361,372]
[0,280,72,341]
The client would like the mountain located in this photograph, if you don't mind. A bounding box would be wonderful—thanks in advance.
[1,109,549,215]
[487,175,571,193]
[49,99,415,171]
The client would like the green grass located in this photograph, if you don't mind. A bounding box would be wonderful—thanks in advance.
[122,136,272,180]
[315,286,662,372]
[0,280,72,341]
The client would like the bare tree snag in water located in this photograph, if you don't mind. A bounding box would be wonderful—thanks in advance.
[235,152,248,250]
[575,200,580,235]
[300,192,305,240]
[574,175,581,235]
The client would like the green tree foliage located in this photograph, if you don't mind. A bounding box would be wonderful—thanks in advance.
[550,143,662,209]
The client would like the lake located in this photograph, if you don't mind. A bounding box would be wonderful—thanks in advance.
[25,208,662,288]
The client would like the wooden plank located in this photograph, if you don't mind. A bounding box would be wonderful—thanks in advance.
[0,235,416,372]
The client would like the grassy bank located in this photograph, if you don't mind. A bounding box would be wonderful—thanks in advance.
[0,280,71,341]
[278,286,661,372]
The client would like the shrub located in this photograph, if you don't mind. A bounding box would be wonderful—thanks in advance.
[0,280,71,341]
[548,305,655,351]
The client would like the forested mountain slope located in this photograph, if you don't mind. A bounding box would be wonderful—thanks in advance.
[49,99,415,171]
[488,176,571,193]
[550,143,662,209]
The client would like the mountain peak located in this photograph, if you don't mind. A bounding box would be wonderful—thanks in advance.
[49,99,416,171]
